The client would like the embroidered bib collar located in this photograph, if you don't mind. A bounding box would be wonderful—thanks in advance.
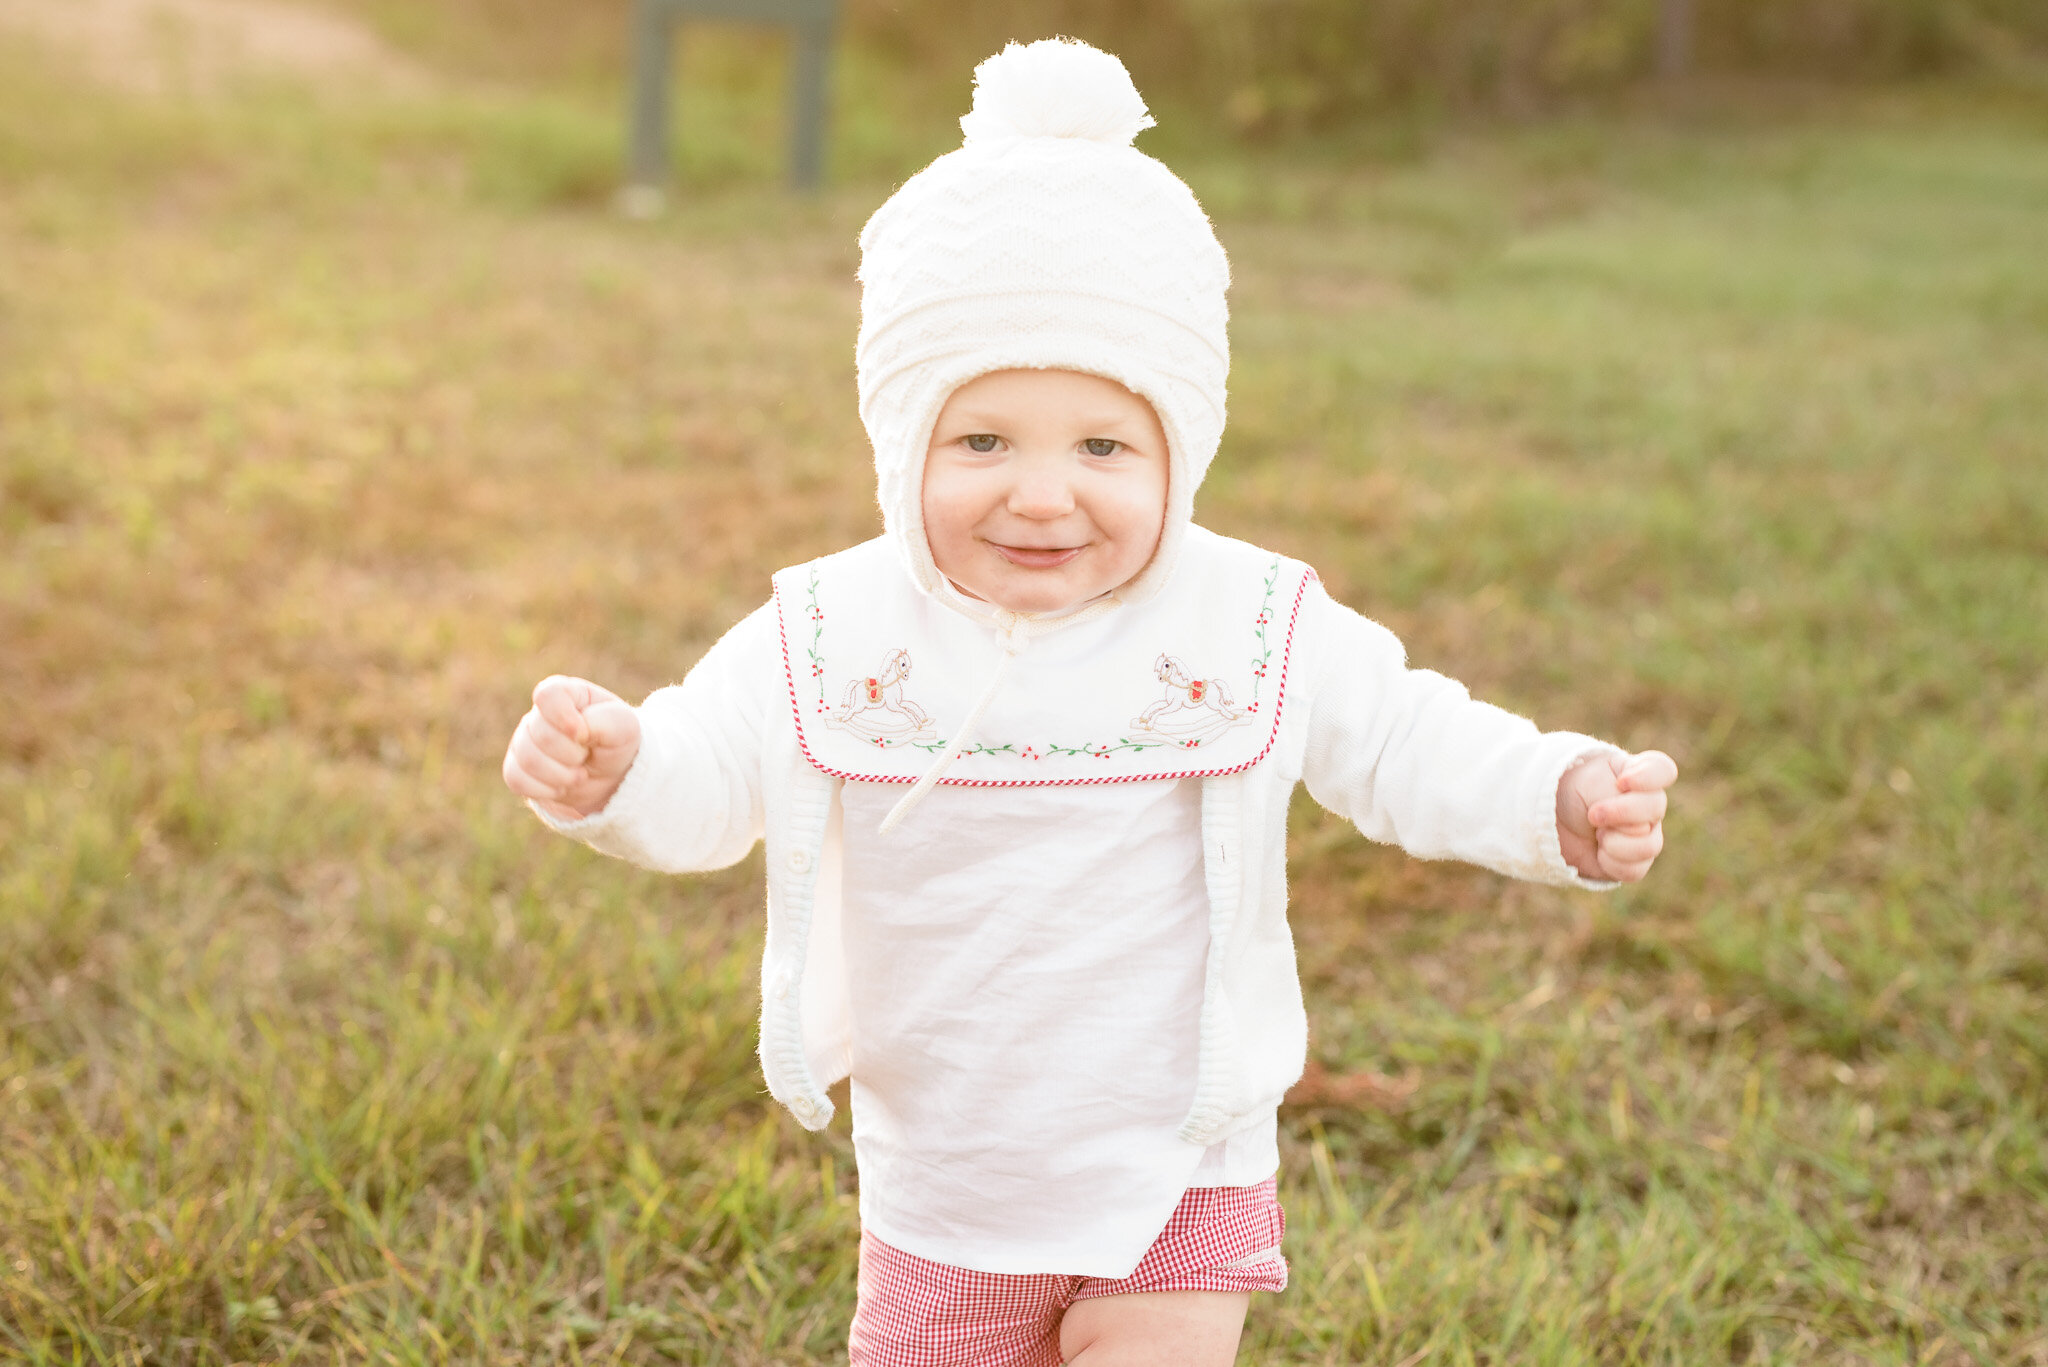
[773,526,1315,793]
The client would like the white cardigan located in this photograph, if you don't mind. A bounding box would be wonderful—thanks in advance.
[545,528,1616,1146]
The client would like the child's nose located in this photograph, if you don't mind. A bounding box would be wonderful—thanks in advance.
[1006,465,1077,518]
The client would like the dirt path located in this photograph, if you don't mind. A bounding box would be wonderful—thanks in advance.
[0,0,427,94]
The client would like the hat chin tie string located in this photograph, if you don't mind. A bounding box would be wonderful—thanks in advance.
[877,595,1122,835]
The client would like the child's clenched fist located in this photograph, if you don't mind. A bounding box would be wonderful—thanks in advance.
[502,676,642,822]
[1556,750,1678,883]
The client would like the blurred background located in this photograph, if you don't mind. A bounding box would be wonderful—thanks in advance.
[1,1,2044,1362]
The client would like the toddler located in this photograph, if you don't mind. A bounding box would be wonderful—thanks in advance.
[503,39,1675,1367]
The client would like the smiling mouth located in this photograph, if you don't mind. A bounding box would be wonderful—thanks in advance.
[990,543,1085,569]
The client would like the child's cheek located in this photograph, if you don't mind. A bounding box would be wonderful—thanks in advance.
[1119,470,1170,567]
[920,467,978,579]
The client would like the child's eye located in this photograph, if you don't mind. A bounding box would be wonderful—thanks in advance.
[1082,438,1121,457]
[963,434,999,453]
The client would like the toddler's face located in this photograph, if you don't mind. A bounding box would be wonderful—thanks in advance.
[921,369,1169,615]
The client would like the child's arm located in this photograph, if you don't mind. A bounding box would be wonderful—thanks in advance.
[501,603,774,874]
[1298,586,1674,888]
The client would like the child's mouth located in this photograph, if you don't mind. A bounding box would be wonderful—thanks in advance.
[991,544,1084,569]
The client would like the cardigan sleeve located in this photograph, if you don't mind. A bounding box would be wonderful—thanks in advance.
[533,601,773,874]
[1296,583,1621,889]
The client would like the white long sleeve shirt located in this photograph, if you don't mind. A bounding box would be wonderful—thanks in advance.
[837,776,1276,1275]
[544,527,1615,1273]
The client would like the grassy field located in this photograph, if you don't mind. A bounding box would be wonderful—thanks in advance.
[2,12,2046,1364]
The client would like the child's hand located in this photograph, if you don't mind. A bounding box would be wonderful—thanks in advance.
[1555,750,1677,883]
[502,676,642,823]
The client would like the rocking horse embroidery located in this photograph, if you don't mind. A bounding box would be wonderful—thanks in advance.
[827,648,936,748]
[1131,654,1250,747]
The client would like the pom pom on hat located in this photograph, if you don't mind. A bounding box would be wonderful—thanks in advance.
[958,38,1156,146]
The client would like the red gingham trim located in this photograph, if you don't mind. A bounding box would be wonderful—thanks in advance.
[847,1180,1285,1367]
[1069,1177,1287,1301]
[776,569,1316,789]
[849,1243,1069,1367]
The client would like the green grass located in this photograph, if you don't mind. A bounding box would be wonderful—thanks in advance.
[1,17,2045,1365]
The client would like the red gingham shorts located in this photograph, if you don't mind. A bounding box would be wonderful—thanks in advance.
[847,1178,1286,1367]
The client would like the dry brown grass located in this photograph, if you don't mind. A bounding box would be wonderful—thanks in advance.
[0,0,424,95]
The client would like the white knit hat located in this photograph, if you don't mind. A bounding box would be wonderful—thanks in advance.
[855,38,1231,608]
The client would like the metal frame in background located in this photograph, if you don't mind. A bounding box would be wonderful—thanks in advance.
[625,0,836,209]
